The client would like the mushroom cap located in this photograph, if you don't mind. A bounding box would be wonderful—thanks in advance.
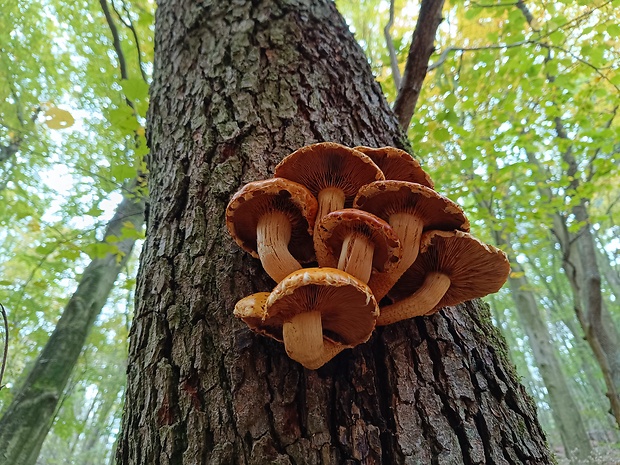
[226,178,318,263]
[274,142,384,205]
[353,180,470,232]
[388,230,510,310]
[315,208,402,273]
[264,268,379,347]
[234,292,283,341]
[354,146,434,188]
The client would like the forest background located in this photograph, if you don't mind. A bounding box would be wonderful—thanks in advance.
[0,0,619,463]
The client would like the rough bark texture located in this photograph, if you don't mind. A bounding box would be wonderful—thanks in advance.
[117,1,552,464]
[0,188,145,465]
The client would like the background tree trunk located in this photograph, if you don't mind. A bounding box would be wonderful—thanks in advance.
[501,253,592,462]
[0,188,144,465]
[117,1,552,463]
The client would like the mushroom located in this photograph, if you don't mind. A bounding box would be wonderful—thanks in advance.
[354,181,470,300]
[378,230,510,326]
[314,208,401,284]
[263,268,379,369]
[274,142,384,234]
[354,146,434,188]
[226,178,318,282]
[234,292,282,341]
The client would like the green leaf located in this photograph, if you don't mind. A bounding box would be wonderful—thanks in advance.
[120,78,150,102]
[432,127,450,142]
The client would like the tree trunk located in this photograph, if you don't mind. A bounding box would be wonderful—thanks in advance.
[527,148,620,426]
[117,2,552,464]
[0,187,144,465]
[501,252,592,462]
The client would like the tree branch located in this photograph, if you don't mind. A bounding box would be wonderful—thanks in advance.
[0,303,8,390]
[99,0,128,80]
[393,0,445,129]
[112,0,149,83]
[100,0,136,109]
[384,0,401,90]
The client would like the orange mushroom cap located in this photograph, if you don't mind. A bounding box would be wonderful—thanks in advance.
[314,208,402,274]
[353,181,470,232]
[264,268,379,347]
[354,146,434,188]
[274,142,384,206]
[388,230,510,311]
[226,177,317,263]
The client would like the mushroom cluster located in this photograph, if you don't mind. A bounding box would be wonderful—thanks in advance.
[226,142,510,369]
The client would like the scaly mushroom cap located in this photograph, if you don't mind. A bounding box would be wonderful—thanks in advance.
[264,268,379,346]
[388,230,510,311]
[226,178,317,263]
[274,142,384,205]
[314,209,402,274]
[354,146,434,188]
[234,292,283,341]
[353,181,470,232]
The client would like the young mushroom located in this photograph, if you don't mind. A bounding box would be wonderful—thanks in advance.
[234,292,282,341]
[314,209,401,284]
[226,178,318,282]
[354,181,470,300]
[379,230,510,326]
[263,268,379,369]
[354,146,434,188]
[274,142,384,234]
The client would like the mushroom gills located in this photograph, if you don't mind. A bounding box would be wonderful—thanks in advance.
[377,272,451,326]
[256,210,302,282]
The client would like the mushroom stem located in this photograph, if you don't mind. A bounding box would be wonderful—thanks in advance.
[377,272,451,326]
[256,211,302,282]
[301,341,348,370]
[282,310,324,367]
[368,212,423,299]
[337,233,375,283]
[316,187,346,231]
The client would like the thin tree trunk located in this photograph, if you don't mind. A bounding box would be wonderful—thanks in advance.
[117,2,552,464]
[497,241,592,462]
[526,149,620,426]
[594,238,620,301]
[0,187,144,465]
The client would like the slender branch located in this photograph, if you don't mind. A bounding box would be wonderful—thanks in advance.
[548,44,620,92]
[384,0,401,90]
[100,0,137,109]
[393,0,445,129]
[0,303,8,390]
[429,39,532,71]
[471,1,518,7]
[112,0,149,83]
[515,0,537,31]
[100,0,128,80]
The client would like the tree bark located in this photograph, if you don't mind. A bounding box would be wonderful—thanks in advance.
[117,1,552,464]
[0,187,144,465]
